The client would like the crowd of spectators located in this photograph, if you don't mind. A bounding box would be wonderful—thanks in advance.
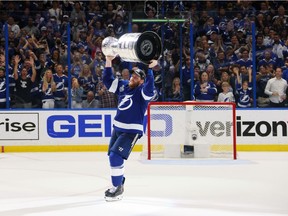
[0,1,288,109]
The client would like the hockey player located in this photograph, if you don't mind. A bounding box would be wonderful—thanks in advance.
[103,56,158,201]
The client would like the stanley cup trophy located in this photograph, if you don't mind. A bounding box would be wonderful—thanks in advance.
[101,31,162,64]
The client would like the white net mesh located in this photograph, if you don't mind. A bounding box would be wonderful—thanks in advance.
[143,102,236,160]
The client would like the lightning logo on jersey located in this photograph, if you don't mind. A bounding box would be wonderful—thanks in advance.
[118,95,133,111]
[0,80,5,93]
[0,79,6,103]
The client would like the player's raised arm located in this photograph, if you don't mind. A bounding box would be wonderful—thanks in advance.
[103,56,116,90]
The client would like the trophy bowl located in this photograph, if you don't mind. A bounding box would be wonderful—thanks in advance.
[102,31,162,64]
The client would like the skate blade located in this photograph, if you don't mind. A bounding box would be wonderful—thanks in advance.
[104,195,123,202]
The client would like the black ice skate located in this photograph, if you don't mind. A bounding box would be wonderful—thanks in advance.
[104,185,124,201]
[104,177,125,202]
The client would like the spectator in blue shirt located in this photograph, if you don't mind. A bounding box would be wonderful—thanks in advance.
[236,48,252,68]
[194,71,217,102]
[258,50,277,70]
[233,65,253,108]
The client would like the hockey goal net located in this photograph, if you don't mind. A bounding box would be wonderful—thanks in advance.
[144,101,237,160]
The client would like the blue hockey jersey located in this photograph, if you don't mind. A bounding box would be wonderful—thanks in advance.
[53,73,68,100]
[236,82,253,108]
[194,81,218,101]
[0,77,7,103]
[103,67,154,135]
[39,81,55,101]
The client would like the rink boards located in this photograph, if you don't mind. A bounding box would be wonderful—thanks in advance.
[0,109,288,152]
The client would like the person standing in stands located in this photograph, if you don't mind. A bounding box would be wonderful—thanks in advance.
[40,69,56,109]
[265,67,287,107]
[0,67,8,108]
[13,55,36,108]
[53,64,68,108]
[217,81,235,102]
[234,65,253,108]
[102,55,157,201]
[194,71,218,102]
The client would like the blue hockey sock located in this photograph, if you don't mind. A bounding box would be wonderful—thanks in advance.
[109,151,124,187]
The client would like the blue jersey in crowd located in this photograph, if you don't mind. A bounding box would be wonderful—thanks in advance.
[194,81,218,101]
[53,73,68,100]
[236,82,253,108]
[103,67,155,135]
[39,81,54,101]
[0,77,7,103]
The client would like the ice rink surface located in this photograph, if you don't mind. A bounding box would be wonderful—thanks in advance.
[0,152,287,216]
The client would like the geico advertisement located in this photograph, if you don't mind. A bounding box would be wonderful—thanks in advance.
[44,110,116,145]
[0,110,287,145]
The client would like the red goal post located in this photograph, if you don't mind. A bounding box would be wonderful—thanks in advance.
[145,101,237,160]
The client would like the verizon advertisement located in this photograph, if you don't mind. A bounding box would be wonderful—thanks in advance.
[236,110,288,144]
[0,109,287,147]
